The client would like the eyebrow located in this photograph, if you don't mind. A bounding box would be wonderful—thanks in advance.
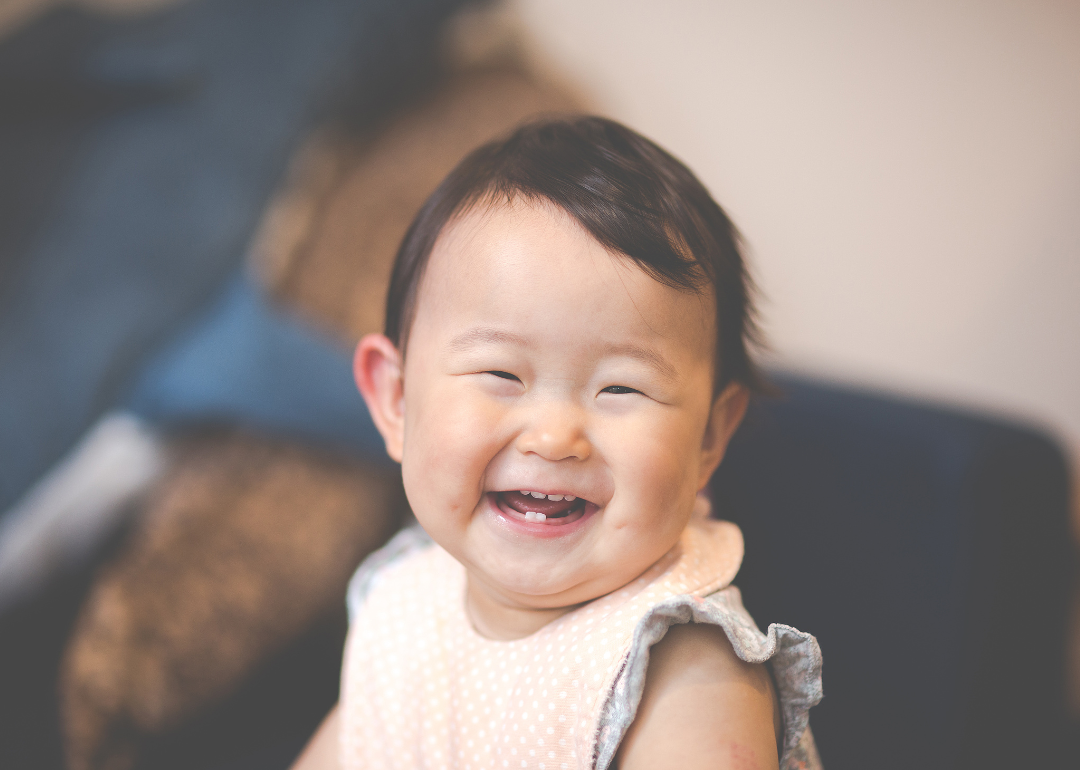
[447,327,529,351]
[448,327,677,381]
[604,342,678,381]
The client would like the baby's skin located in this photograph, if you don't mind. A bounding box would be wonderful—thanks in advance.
[292,198,779,769]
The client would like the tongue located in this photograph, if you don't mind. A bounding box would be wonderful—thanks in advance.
[502,492,578,518]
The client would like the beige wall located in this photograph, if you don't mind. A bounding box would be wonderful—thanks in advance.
[513,0,1080,453]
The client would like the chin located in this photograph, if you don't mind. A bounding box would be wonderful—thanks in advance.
[479,561,585,603]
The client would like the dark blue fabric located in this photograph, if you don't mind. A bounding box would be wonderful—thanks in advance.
[125,274,387,462]
[0,0,466,513]
[711,377,1075,770]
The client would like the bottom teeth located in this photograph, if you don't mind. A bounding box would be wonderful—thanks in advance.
[524,511,547,523]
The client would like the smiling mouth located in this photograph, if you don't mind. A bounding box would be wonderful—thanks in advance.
[496,491,590,525]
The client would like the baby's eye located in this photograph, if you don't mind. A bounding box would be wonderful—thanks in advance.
[486,371,520,382]
[600,385,640,395]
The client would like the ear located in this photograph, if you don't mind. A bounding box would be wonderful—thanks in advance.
[353,333,406,463]
[697,382,749,490]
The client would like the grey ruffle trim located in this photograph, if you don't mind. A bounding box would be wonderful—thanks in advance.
[594,587,823,770]
[346,524,430,622]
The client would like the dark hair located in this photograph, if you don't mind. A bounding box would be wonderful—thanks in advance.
[384,115,763,393]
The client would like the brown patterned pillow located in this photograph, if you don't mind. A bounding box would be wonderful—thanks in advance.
[60,431,405,770]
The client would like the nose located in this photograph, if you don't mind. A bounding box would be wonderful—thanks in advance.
[515,400,591,462]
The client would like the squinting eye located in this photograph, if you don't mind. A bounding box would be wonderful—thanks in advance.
[601,385,639,395]
[487,371,520,381]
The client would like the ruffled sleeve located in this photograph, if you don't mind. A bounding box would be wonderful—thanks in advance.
[595,585,823,770]
[345,524,431,623]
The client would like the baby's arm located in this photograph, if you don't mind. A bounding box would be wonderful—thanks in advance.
[290,703,342,770]
[615,624,781,770]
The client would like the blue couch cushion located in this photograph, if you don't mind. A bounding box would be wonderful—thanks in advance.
[125,275,387,462]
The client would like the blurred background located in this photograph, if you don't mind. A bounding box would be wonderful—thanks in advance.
[0,1,1076,769]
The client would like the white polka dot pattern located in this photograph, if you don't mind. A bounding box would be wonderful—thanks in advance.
[340,517,743,769]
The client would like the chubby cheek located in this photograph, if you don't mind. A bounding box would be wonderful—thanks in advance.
[401,384,505,532]
[607,415,701,533]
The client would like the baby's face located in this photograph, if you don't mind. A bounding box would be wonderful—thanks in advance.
[382,200,740,621]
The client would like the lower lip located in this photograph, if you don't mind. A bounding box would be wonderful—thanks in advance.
[485,493,596,539]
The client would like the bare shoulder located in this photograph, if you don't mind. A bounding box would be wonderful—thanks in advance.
[614,623,781,770]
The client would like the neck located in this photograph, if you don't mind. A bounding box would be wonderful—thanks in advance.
[465,579,580,641]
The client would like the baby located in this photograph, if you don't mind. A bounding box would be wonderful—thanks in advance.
[293,117,822,770]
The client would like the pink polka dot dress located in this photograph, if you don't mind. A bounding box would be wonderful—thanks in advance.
[340,514,823,770]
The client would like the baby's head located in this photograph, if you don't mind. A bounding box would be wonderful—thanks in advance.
[355,116,759,635]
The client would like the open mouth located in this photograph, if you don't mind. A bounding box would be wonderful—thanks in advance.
[495,490,590,526]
